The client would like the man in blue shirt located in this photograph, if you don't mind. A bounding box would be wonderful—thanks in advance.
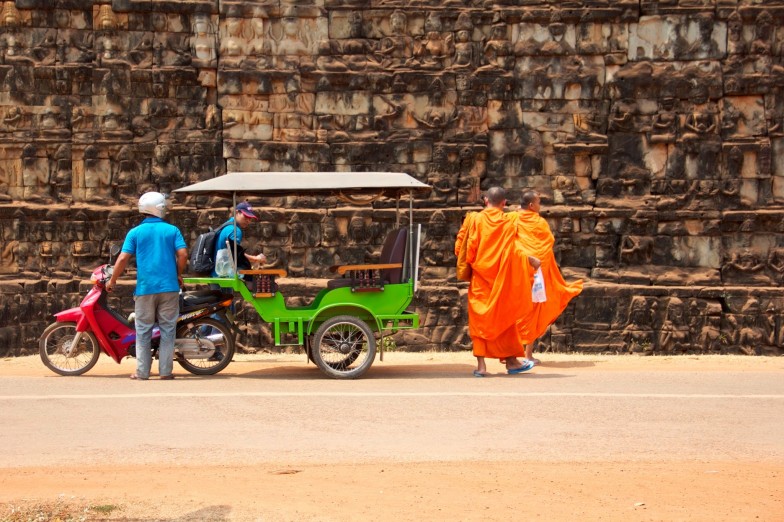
[212,201,266,277]
[107,192,188,380]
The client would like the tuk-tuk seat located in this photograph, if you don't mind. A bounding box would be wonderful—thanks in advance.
[327,227,408,291]
[180,289,232,312]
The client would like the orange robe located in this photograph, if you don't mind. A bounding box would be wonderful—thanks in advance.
[455,208,535,358]
[512,210,583,344]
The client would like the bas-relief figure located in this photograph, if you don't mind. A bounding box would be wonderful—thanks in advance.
[412,12,453,70]
[680,95,722,178]
[451,13,474,70]
[270,77,315,142]
[375,9,415,68]
[220,17,247,69]
[658,297,691,353]
[115,145,150,204]
[750,11,774,58]
[622,297,655,353]
[319,214,342,248]
[318,11,379,72]
[721,247,769,285]
[248,17,271,68]
[456,146,482,204]
[768,248,784,285]
[737,298,768,355]
[269,7,319,71]
[421,210,453,268]
[426,145,457,205]
[98,105,132,141]
[51,143,73,203]
[572,110,607,144]
[0,149,13,201]
[190,13,217,86]
[478,19,512,72]
[411,80,458,138]
[154,31,190,67]
[630,15,724,62]
[576,16,626,57]
[674,14,721,60]
[514,11,575,58]
[1,105,26,135]
[726,11,745,58]
[30,27,57,66]
[649,98,677,143]
[37,107,69,140]
[21,144,51,203]
[81,145,113,205]
[190,14,217,68]
[0,2,34,66]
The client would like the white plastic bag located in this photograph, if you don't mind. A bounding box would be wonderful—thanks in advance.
[532,267,547,303]
[215,248,234,277]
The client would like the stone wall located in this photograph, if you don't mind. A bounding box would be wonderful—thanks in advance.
[0,0,783,356]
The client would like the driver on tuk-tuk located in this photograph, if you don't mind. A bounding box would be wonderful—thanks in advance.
[212,202,267,278]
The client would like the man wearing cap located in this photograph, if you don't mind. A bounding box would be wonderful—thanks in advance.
[212,201,266,277]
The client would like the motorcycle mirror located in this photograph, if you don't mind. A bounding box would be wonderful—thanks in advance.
[109,244,121,263]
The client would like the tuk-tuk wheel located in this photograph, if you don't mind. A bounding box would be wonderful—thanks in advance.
[311,315,376,379]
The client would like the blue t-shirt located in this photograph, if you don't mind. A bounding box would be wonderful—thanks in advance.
[121,217,187,296]
[211,218,242,277]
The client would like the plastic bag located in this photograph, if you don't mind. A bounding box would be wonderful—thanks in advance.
[532,267,547,303]
[215,248,234,277]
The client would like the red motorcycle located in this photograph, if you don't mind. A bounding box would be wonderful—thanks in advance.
[39,247,237,376]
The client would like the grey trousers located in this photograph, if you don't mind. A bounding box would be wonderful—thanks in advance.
[134,292,179,378]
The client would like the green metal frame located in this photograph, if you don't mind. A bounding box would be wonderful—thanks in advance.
[182,276,419,348]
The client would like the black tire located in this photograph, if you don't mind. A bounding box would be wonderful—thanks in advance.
[175,318,235,375]
[39,322,101,376]
[311,315,376,379]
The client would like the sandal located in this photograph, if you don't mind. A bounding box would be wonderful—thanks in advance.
[130,373,147,380]
[159,374,175,380]
[507,360,535,375]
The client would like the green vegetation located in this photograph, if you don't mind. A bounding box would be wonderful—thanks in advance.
[1,500,120,522]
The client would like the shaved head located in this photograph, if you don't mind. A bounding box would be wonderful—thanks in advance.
[521,190,540,207]
[485,186,506,207]
[521,190,541,213]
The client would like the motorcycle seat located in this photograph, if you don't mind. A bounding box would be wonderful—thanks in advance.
[180,289,229,311]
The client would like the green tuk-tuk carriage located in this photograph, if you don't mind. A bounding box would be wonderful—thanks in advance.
[175,171,431,379]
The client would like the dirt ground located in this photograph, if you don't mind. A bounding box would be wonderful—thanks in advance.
[2,353,783,521]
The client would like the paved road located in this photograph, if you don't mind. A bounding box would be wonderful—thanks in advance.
[2,354,783,469]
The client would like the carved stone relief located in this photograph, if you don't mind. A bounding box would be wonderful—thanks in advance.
[0,3,782,355]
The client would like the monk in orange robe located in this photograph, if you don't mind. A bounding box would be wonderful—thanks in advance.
[512,190,583,363]
[455,187,539,376]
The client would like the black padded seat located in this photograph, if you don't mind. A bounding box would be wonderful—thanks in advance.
[327,227,408,290]
[180,289,229,312]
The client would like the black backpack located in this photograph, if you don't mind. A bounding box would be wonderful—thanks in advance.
[189,221,232,275]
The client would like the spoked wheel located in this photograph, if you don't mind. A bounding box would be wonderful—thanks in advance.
[311,315,376,379]
[39,322,101,376]
[175,318,235,375]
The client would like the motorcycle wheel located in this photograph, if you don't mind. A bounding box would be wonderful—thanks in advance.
[176,318,235,375]
[39,322,101,376]
[311,315,376,379]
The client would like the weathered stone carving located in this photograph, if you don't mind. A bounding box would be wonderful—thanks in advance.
[375,9,415,69]
[0,2,782,355]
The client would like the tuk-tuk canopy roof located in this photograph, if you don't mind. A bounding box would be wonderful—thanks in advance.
[173,171,431,198]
